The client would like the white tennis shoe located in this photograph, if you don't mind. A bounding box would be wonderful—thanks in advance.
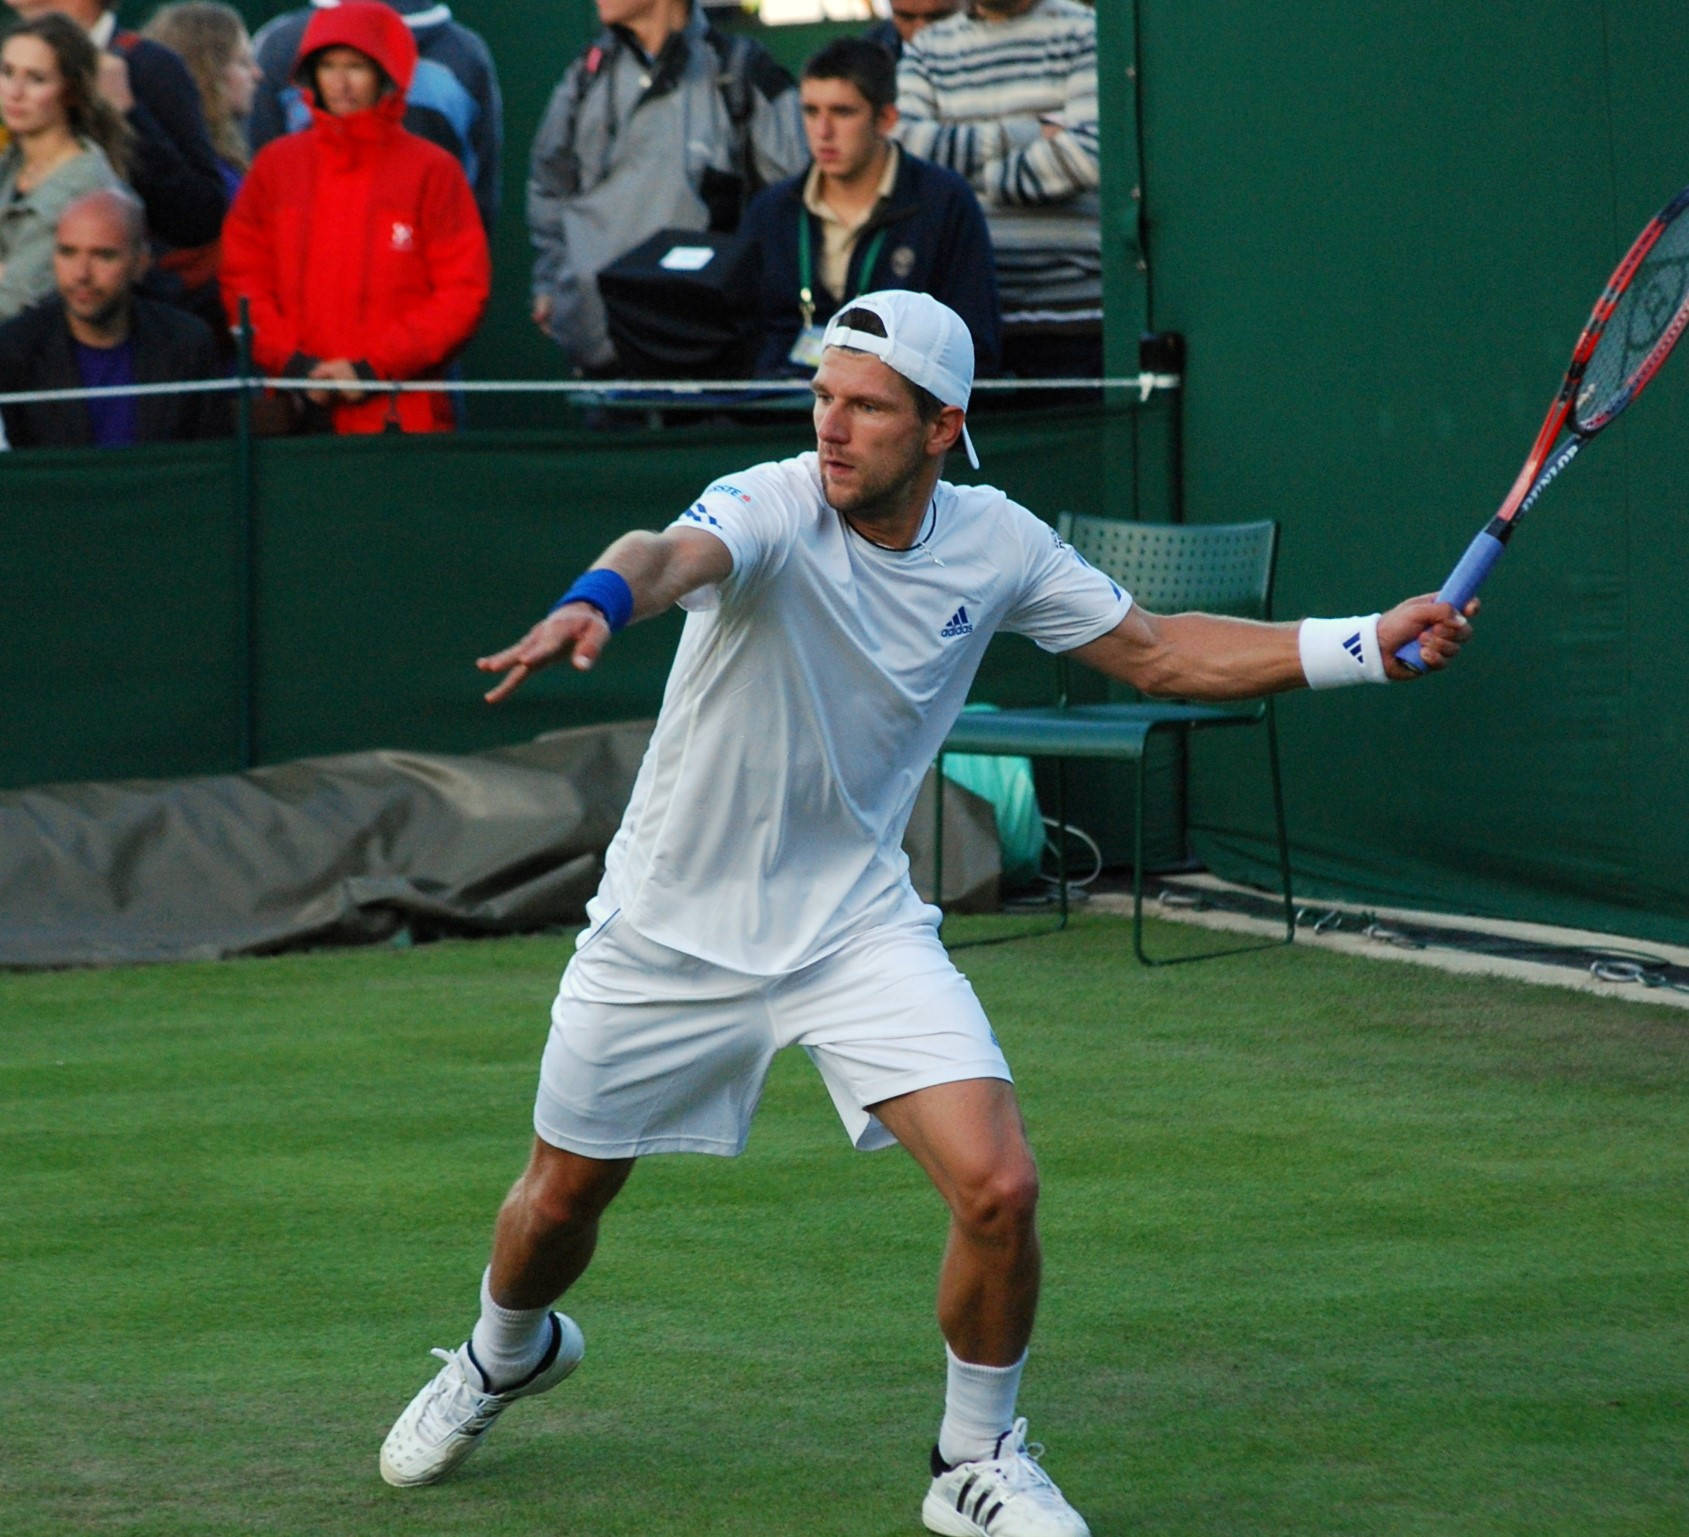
[379,1312,584,1488]
[922,1418,1091,1537]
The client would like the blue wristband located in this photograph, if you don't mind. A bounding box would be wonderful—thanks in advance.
[551,569,634,633]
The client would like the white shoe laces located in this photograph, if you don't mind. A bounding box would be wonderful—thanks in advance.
[983,1420,1062,1503]
[414,1348,505,1443]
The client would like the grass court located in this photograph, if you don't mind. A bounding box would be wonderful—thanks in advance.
[4,913,1685,1536]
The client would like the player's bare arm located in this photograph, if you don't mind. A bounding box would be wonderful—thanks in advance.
[1068,595,1476,700]
[477,525,733,703]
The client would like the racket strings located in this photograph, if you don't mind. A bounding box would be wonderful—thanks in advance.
[1576,212,1689,427]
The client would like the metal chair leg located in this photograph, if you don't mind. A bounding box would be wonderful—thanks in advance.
[1131,749,1150,964]
[1266,701,1295,945]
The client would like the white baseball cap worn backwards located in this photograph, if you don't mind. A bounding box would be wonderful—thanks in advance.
[820,290,981,468]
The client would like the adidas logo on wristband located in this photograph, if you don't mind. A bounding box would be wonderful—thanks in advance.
[1300,614,1385,688]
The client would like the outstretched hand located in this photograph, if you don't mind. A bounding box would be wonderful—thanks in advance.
[476,603,611,703]
[1378,595,1479,679]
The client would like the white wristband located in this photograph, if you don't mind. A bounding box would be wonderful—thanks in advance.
[1299,614,1386,688]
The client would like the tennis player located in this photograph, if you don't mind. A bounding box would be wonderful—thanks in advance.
[379,291,1473,1537]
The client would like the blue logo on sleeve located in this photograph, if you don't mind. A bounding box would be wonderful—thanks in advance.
[1065,543,1123,600]
[680,502,721,527]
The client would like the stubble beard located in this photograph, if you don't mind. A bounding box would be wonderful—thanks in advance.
[67,289,132,338]
[822,451,928,535]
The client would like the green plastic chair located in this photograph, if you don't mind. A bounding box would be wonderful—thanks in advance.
[933,516,1295,964]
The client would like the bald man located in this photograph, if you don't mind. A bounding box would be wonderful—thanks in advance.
[0,187,229,448]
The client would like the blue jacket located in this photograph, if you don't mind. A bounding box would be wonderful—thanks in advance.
[739,147,1000,377]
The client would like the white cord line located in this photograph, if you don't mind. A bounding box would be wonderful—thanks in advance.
[0,373,1183,408]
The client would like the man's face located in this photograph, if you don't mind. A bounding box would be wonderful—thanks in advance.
[889,0,958,44]
[594,0,665,30]
[971,0,1039,18]
[313,45,381,115]
[811,348,932,517]
[54,199,145,331]
[800,76,892,183]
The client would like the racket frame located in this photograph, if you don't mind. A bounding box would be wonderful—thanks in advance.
[1395,183,1689,672]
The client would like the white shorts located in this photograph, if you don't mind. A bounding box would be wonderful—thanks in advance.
[532,911,1011,1157]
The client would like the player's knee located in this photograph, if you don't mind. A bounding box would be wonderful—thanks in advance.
[519,1179,592,1236]
[516,1152,628,1235]
[953,1160,1040,1243]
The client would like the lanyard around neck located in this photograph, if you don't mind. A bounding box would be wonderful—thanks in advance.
[798,205,889,330]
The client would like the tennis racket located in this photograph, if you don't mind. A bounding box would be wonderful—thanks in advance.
[1396,182,1689,671]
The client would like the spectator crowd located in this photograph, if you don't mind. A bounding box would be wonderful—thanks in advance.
[0,0,1102,451]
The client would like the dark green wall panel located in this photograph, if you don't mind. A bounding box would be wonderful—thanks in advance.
[0,404,1148,783]
[24,3,1689,940]
[0,443,246,785]
[1138,3,1689,941]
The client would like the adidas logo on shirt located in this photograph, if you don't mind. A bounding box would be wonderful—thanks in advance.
[939,605,974,639]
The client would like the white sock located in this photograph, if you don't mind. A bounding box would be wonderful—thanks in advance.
[937,1344,1027,1466]
[467,1268,553,1391]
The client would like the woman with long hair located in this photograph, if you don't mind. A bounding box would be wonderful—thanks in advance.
[0,13,129,321]
[142,2,259,201]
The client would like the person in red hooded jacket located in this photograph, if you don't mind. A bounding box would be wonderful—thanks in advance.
[219,0,488,433]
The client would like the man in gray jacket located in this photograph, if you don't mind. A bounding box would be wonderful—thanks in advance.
[527,0,805,375]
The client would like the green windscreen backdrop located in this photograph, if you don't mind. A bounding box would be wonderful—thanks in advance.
[1133,3,1689,945]
[11,3,1689,945]
[0,404,1164,854]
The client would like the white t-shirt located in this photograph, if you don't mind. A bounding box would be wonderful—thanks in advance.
[592,451,1132,974]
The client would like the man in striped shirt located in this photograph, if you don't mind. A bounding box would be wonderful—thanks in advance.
[894,0,1100,380]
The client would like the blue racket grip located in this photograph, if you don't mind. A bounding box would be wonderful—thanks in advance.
[1394,523,1506,673]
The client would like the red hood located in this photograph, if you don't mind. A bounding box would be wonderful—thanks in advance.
[294,1,417,98]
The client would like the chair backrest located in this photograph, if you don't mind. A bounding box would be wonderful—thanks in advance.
[1055,516,1278,621]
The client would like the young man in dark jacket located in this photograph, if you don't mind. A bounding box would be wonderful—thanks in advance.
[737,38,998,379]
